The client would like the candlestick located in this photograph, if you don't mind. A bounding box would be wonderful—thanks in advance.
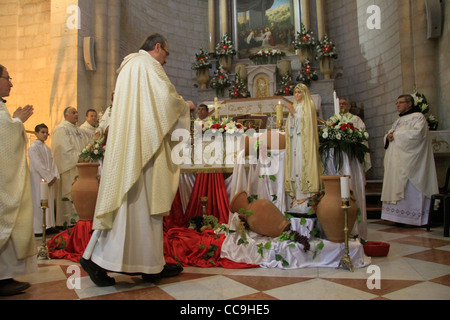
[37,201,50,260]
[215,97,219,119]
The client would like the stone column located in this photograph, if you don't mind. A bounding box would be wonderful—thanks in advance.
[93,0,108,109]
[107,0,121,104]
[316,0,326,39]
[220,0,228,36]
[208,0,216,52]
[301,0,311,29]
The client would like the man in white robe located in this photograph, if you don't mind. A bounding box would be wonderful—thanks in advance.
[381,94,438,226]
[79,109,98,142]
[0,64,37,296]
[81,34,195,287]
[51,107,89,227]
[28,124,60,234]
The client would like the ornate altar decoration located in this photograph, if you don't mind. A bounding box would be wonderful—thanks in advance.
[232,114,268,132]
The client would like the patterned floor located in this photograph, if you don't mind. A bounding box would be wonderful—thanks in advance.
[2,220,449,301]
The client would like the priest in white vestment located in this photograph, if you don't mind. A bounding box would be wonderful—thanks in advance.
[79,109,98,142]
[81,34,195,287]
[51,107,89,227]
[0,64,37,296]
[381,94,438,226]
[28,124,60,234]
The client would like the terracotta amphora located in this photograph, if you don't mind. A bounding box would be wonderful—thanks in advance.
[230,190,291,238]
[71,163,100,221]
[316,175,358,242]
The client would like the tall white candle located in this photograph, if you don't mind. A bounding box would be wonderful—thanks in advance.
[40,179,48,201]
[214,97,219,119]
[277,101,283,126]
[340,176,350,199]
[334,91,340,116]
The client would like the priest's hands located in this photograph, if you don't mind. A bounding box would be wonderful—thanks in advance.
[13,104,34,123]
[287,102,295,114]
[387,131,395,142]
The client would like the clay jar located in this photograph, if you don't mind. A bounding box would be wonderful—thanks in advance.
[230,190,291,238]
[316,175,358,243]
[71,163,100,221]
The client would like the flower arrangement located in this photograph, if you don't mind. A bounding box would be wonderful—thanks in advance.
[229,73,250,99]
[249,49,286,65]
[214,33,236,57]
[292,23,316,49]
[297,60,318,87]
[275,72,294,96]
[210,65,231,95]
[319,113,370,171]
[192,47,212,70]
[411,85,438,130]
[79,135,106,162]
[315,34,338,60]
[198,118,249,135]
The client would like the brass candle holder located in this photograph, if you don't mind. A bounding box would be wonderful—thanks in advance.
[337,199,354,272]
[37,200,51,260]
[200,196,208,215]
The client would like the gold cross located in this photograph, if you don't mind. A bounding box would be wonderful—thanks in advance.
[209,97,226,120]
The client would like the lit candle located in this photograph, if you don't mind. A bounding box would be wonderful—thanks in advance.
[340,176,350,199]
[40,179,48,201]
[276,101,283,127]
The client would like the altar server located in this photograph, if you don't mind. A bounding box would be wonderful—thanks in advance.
[284,83,322,213]
[81,34,195,286]
[0,64,36,296]
[381,94,438,226]
[28,124,59,234]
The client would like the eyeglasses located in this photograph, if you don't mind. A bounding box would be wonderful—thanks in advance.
[161,46,170,57]
[0,76,12,82]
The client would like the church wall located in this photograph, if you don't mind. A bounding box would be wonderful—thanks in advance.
[326,0,404,179]
[117,0,210,102]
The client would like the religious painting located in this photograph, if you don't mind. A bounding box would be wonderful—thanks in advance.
[233,0,298,59]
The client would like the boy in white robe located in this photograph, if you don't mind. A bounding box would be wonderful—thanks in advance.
[28,124,60,234]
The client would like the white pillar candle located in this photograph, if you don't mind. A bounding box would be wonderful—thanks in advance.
[40,179,48,201]
[340,176,350,199]
[334,91,340,115]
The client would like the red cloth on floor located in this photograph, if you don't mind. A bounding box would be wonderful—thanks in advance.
[47,220,93,263]
[183,173,230,226]
[164,227,257,269]
[163,189,185,231]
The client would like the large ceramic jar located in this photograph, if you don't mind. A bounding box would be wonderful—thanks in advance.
[316,175,358,242]
[71,163,100,221]
[196,68,210,89]
[230,190,291,237]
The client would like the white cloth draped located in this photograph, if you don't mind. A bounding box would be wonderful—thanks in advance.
[221,213,370,269]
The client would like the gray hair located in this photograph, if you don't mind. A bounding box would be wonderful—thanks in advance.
[139,33,167,51]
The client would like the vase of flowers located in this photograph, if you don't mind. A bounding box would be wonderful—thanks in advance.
[72,136,106,221]
[315,34,338,79]
[319,113,370,172]
[210,65,231,97]
[411,85,439,130]
[297,60,318,87]
[275,72,294,96]
[293,23,316,64]
[229,73,251,99]
[215,33,236,72]
[192,48,212,89]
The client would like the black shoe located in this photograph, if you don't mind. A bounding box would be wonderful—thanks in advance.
[142,264,183,282]
[80,258,115,287]
[0,279,31,296]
